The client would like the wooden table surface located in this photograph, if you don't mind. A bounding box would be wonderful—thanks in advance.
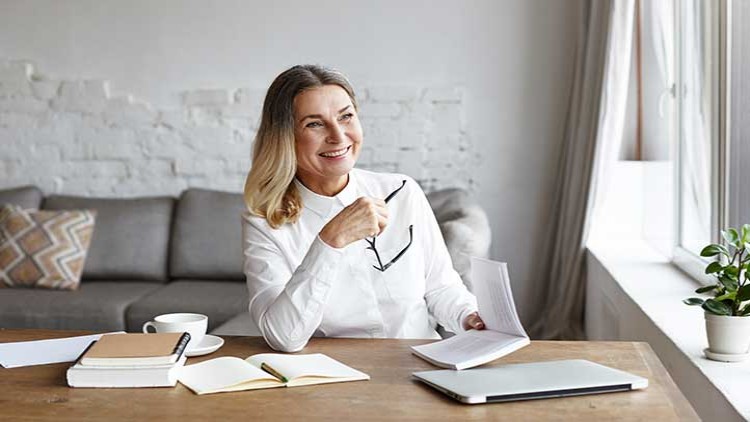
[0,329,698,421]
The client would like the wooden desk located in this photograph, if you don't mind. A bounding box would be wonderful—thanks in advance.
[0,329,697,421]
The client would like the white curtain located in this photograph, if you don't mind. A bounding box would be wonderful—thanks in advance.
[681,0,712,246]
[651,0,675,120]
[529,0,635,340]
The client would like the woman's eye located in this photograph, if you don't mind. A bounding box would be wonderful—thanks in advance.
[306,121,323,128]
[339,113,354,122]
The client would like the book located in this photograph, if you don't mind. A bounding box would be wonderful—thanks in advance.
[178,353,370,395]
[80,332,191,366]
[67,355,187,388]
[411,256,530,370]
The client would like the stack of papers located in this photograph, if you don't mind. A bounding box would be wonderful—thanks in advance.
[412,257,530,370]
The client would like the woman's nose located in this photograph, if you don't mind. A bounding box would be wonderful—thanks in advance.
[326,123,346,143]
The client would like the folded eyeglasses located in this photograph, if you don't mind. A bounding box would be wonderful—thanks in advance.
[364,180,414,272]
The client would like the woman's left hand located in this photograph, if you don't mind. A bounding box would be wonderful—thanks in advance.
[463,312,485,330]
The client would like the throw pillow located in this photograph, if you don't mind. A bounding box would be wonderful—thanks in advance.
[0,204,96,290]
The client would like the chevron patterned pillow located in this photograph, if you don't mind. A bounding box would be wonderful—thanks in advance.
[0,204,96,290]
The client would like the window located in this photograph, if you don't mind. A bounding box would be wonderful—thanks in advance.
[672,0,726,282]
[600,0,727,283]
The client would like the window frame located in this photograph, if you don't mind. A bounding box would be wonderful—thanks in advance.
[727,0,750,231]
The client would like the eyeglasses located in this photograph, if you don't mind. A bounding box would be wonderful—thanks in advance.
[365,180,414,272]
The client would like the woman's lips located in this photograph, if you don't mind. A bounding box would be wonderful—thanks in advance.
[319,145,351,159]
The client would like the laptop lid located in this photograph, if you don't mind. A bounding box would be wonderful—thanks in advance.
[413,359,648,404]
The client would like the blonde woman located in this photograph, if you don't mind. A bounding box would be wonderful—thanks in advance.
[243,65,484,352]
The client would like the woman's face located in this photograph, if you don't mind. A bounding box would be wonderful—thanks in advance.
[293,84,363,195]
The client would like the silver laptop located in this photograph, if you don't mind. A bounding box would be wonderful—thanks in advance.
[412,359,648,404]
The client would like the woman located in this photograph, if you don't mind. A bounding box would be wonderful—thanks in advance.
[243,65,484,352]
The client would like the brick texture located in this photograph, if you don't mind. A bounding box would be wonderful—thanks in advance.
[0,59,477,196]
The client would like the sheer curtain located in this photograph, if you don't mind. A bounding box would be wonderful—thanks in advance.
[680,0,713,253]
[529,0,635,340]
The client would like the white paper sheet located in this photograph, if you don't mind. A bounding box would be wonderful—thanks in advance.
[0,332,122,368]
[470,257,527,337]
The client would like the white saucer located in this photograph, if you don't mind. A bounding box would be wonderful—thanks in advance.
[185,334,224,357]
[704,348,750,362]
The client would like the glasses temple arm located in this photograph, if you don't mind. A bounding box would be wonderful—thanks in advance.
[384,180,407,204]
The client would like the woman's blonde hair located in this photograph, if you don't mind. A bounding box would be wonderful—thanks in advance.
[244,65,358,228]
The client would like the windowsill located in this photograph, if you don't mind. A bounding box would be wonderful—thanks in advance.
[586,239,750,421]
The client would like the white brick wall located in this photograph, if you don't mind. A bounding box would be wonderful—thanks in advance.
[0,59,476,197]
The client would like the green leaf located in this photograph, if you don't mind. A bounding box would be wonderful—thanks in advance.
[695,285,718,294]
[742,224,750,244]
[723,229,741,248]
[703,299,733,315]
[738,285,750,302]
[705,262,723,274]
[701,244,724,257]
[726,265,740,277]
[741,304,750,316]
[683,298,705,306]
[722,299,736,311]
[719,275,739,292]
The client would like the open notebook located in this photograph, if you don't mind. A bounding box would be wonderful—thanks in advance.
[178,353,369,395]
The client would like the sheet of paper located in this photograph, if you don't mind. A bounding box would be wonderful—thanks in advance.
[0,332,122,368]
[470,256,527,337]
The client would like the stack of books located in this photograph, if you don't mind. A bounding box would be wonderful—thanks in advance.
[67,332,190,388]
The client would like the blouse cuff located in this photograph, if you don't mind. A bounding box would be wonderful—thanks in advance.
[456,306,479,334]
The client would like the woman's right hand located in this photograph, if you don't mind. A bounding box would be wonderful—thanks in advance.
[319,197,388,249]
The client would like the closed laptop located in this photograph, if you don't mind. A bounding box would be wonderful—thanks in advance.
[413,359,648,404]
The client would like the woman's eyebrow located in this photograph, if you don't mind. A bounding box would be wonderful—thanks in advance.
[298,105,352,123]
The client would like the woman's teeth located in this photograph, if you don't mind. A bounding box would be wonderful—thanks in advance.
[320,146,349,158]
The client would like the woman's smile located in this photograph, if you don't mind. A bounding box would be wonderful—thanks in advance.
[319,145,351,159]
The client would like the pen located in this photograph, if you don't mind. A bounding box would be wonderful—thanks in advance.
[261,362,288,383]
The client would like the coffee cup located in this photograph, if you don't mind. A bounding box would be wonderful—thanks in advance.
[142,313,207,350]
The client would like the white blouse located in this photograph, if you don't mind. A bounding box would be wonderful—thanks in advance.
[242,168,478,352]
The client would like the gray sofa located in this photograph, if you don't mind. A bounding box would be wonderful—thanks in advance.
[0,184,491,337]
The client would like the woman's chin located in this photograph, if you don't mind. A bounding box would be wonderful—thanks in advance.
[319,159,356,175]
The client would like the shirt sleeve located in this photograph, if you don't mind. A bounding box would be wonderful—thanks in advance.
[243,216,344,352]
[410,180,478,334]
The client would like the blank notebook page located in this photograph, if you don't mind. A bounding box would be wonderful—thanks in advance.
[245,353,367,381]
[179,357,278,393]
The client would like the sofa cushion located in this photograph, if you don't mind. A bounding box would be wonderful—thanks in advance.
[210,311,261,337]
[0,281,161,331]
[43,195,174,281]
[0,185,43,209]
[426,188,491,292]
[126,280,249,332]
[0,205,96,290]
[169,188,245,280]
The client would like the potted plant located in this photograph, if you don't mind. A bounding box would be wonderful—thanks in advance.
[684,225,750,361]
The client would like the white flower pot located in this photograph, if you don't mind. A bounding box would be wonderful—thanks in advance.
[705,312,750,355]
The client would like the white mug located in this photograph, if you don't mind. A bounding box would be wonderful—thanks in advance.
[142,313,208,350]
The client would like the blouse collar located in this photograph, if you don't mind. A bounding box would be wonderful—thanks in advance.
[294,170,359,218]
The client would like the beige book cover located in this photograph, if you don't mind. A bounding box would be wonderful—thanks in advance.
[80,333,190,366]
